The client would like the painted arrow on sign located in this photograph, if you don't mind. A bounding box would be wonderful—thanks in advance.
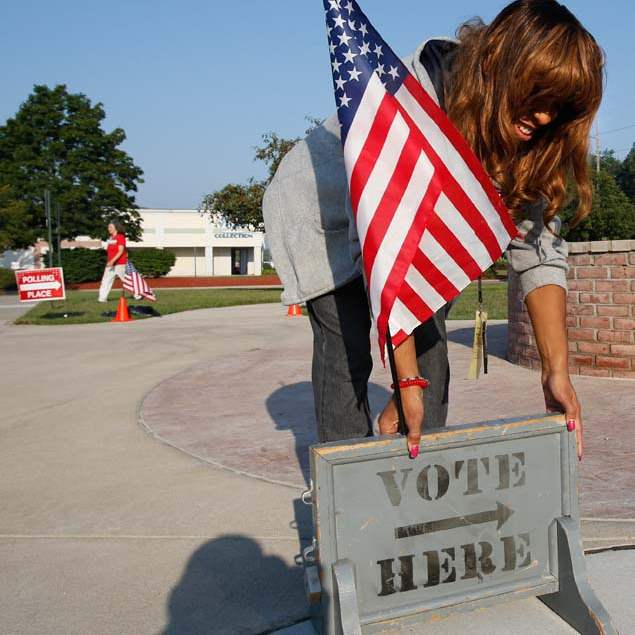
[19,281,63,291]
[394,502,514,540]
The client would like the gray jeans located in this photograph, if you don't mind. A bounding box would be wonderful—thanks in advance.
[306,276,450,443]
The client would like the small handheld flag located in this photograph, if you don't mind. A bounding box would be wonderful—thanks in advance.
[123,261,156,302]
[323,0,517,362]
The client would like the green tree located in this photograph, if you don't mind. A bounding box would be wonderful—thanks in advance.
[617,144,635,202]
[200,117,324,230]
[0,185,28,251]
[598,149,622,178]
[563,167,635,241]
[254,133,301,185]
[0,84,144,249]
[254,117,324,184]
[200,180,266,231]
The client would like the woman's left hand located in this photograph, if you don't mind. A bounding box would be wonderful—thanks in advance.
[542,370,583,460]
[378,386,424,457]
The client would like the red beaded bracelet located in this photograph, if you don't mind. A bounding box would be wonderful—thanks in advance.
[391,376,430,390]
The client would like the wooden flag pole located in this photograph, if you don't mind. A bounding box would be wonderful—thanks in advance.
[386,328,407,437]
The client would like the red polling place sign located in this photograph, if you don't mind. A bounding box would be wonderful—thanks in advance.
[16,267,66,302]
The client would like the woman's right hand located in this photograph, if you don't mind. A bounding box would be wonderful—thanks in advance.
[542,370,583,460]
[378,386,424,457]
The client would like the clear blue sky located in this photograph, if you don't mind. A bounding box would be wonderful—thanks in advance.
[2,1,633,208]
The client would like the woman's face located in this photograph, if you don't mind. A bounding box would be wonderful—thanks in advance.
[107,223,116,236]
[513,110,556,142]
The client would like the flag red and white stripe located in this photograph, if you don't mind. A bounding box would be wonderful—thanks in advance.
[123,261,156,301]
[324,0,518,361]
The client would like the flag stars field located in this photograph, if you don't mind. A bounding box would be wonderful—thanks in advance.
[358,41,371,57]
[325,0,409,137]
[343,49,357,64]
[339,93,352,108]
[348,67,362,82]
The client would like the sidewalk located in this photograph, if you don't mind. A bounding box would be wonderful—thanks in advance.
[0,304,632,634]
[0,293,32,323]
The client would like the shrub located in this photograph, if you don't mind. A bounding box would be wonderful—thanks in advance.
[562,169,635,241]
[60,249,106,283]
[0,267,17,291]
[482,257,507,280]
[58,247,175,283]
[127,248,175,278]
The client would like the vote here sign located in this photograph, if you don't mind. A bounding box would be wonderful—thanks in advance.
[309,414,579,633]
[16,267,66,302]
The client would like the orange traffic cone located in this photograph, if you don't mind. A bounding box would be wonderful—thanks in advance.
[287,303,303,317]
[112,296,132,322]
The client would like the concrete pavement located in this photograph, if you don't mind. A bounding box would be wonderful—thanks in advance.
[272,551,635,634]
[0,305,311,635]
[0,293,32,323]
[0,303,633,634]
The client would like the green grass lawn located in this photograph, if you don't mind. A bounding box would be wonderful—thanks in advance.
[14,281,508,325]
[448,281,508,320]
[15,288,284,325]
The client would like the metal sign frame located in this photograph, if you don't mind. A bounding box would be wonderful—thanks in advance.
[304,414,618,634]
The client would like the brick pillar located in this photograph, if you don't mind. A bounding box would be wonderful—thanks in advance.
[507,240,635,379]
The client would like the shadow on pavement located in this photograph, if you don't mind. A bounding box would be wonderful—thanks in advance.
[265,381,391,485]
[446,322,508,361]
[163,534,308,635]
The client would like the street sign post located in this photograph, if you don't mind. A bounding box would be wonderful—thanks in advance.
[302,414,617,634]
[15,267,66,302]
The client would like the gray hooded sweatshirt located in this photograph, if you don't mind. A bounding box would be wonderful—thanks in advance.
[263,38,568,306]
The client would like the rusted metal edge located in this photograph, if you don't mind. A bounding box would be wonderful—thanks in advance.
[312,414,566,458]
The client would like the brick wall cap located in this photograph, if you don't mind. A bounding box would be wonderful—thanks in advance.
[568,242,590,253]
[610,240,633,252]
[568,239,635,254]
[590,241,611,253]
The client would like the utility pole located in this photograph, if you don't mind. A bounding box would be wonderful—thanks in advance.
[44,190,53,268]
[56,201,62,267]
[595,122,601,174]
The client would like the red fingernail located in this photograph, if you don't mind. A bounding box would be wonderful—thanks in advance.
[567,420,576,432]
[409,446,420,459]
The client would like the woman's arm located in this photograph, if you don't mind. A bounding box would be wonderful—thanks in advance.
[525,284,583,459]
[378,334,424,456]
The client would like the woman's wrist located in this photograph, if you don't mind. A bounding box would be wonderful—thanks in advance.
[391,376,430,391]
[541,354,569,377]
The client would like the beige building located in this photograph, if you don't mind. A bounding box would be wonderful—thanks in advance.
[129,208,265,277]
[21,208,265,277]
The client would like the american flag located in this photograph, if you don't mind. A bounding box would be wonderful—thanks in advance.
[324,0,517,362]
[123,261,156,301]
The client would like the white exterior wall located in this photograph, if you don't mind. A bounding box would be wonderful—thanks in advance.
[213,247,232,276]
[169,247,207,277]
[130,209,264,277]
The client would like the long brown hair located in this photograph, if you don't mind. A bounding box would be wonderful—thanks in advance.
[445,0,604,226]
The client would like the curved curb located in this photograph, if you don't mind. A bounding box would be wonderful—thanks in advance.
[580,518,635,552]
[137,367,635,551]
[136,361,305,492]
